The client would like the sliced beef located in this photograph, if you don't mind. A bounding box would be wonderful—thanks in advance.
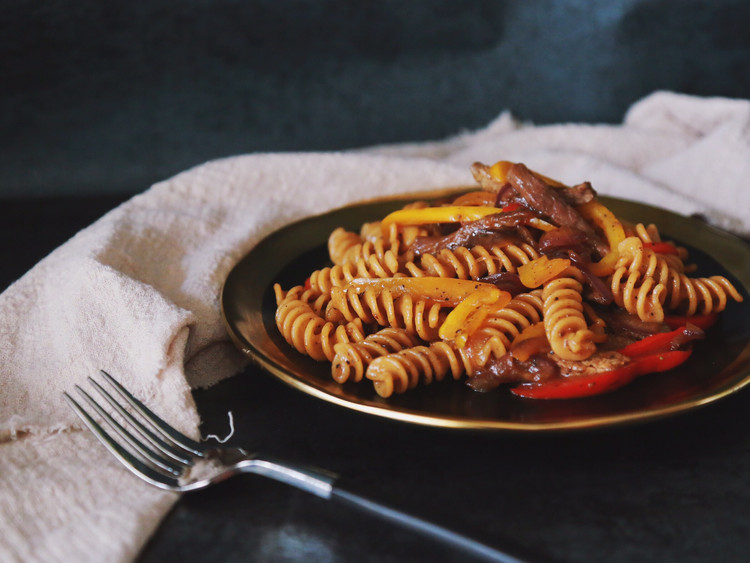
[476,271,527,296]
[506,163,608,255]
[466,353,559,392]
[411,208,537,256]
[551,350,630,378]
[471,162,597,206]
[595,307,668,339]
[565,181,597,205]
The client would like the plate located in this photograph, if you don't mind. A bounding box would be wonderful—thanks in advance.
[221,193,750,431]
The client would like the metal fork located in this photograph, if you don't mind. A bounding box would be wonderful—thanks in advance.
[64,371,531,563]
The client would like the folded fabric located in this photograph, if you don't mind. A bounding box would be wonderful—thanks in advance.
[1,91,748,562]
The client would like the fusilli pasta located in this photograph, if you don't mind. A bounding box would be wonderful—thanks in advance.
[272,160,744,400]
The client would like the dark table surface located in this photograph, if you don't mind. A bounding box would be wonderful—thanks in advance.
[5,2,750,560]
[3,194,750,563]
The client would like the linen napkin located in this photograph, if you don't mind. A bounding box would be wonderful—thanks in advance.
[1,91,749,562]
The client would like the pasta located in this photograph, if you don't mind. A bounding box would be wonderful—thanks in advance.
[274,286,365,362]
[273,160,744,399]
[332,327,421,383]
[611,236,742,320]
[404,243,539,279]
[366,341,465,398]
[326,285,447,341]
[542,267,598,361]
[459,290,545,369]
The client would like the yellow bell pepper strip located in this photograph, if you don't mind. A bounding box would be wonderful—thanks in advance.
[517,256,571,288]
[345,277,501,306]
[381,206,499,229]
[527,217,557,232]
[508,322,548,362]
[438,287,511,347]
[451,191,498,206]
[576,201,626,276]
[510,349,692,399]
[488,160,514,183]
[513,321,547,346]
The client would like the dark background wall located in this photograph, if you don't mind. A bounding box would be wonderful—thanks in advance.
[2,0,750,197]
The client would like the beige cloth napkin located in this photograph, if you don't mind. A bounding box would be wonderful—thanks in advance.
[1,91,749,562]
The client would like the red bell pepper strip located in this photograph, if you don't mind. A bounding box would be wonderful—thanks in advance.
[618,323,706,359]
[501,202,521,213]
[617,326,698,358]
[663,313,718,331]
[510,349,692,399]
[643,242,680,255]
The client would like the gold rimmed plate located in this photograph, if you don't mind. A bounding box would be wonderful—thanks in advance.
[221,193,750,431]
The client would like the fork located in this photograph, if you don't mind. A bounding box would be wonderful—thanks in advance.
[64,371,531,563]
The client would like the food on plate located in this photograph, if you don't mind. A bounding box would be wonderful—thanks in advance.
[273,161,744,399]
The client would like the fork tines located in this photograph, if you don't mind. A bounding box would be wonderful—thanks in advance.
[64,370,205,490]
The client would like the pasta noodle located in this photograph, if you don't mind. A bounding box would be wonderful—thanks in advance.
[274,290,365,362]
[326,285,447,341]
[366,341,466,398]
[272,160,744,400]
[611,236,741,320]
[542,267,598,361]
[460,290,545,370]
[332,327,421,383]
[404,243,539,279]
[328,227,365,265]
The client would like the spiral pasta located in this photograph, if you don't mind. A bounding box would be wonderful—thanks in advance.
[610,267,667,322]
[308,251,402,295]
[366,341,467,398]
[631,222,691,269]
[612,236,742,319]
[272,159,744,400]
[326,285,447,341]
[461,290,545,370]
[274,283,330,316]
[332,327,422,383]
[360,216,429,249]
[350,291,546,397]
[633,222,661,245]
[543,267,598,361]
[404,243,539,279]
[328,227,366,265]
[275,291,365,362]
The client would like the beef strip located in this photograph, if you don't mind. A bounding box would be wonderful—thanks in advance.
[551,351,630,378]
[566,181,597,205]
[506,163,608,255]
[595,306,668,339]
[465,348,632,392]
[471,162,597,206]
[476,271,527,296]
[411,208,537,256]
[466,353,559,392]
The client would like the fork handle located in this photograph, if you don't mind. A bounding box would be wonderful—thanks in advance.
[237,457,337,498]
[330,487,531,563]
[247,457,531,562]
